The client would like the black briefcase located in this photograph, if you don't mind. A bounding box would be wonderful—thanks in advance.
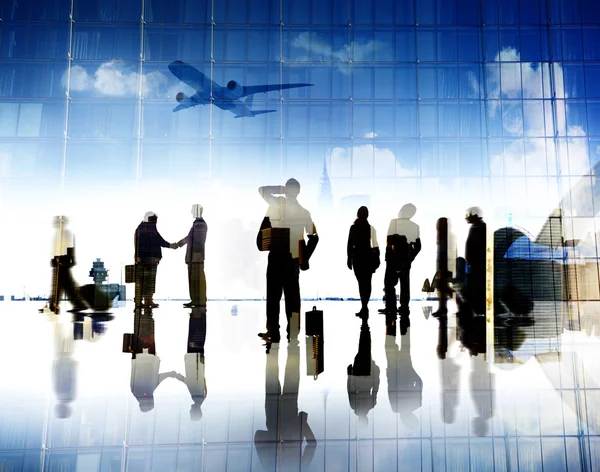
[125,265,135,284]
[305,306,323,337]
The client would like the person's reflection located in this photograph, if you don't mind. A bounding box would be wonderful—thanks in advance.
[436,315,460,424]
[129,307,178,412]
[385,324,422,430]
[347,317,380,426]
[53,318,77,418]
[457,310,495,436]
[177,307,207,421]
[254,335,316,469]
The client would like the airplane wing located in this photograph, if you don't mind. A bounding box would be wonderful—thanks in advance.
[249,110,277,117]
[169,61,216,92]
[173,102,196,113]
[243,83,314,96]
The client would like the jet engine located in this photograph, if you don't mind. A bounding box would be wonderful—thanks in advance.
[225,80,244,99]
[176,92,189,102]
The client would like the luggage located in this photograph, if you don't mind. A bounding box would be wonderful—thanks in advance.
[261,227,290,252]
[125,265,135,283]
[305,306,323,337]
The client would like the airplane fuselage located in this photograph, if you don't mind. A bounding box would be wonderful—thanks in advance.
[169,60,311,117]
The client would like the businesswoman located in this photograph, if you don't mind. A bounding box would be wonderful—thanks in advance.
[347,206,380,317]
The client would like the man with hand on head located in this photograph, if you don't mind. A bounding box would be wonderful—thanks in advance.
[175,204,208,308]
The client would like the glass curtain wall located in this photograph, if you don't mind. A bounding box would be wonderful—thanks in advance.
[1,0,600,300]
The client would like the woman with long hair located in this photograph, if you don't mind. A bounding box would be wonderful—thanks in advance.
[347,206,380,317]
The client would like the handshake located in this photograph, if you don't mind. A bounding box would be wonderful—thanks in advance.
[170,242,180,249]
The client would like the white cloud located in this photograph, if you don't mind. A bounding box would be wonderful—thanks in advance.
[65,61,167,97]
[364,132,377,138]
[292,32,388,74]
[330,138,414,179]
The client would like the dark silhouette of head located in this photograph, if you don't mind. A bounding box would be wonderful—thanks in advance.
[144,211,158,223]
[398,204,416,219]
[284,178,301,199]
[466,206,483,224]
[357,206,369,220]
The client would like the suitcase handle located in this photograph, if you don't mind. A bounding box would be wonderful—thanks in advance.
[313,306,317,310]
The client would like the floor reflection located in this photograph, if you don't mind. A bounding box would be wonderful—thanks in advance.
[0,300,599,471]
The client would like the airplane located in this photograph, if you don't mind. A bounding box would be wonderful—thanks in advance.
[168,60,314,118]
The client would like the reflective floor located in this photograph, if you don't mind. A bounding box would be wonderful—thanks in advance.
[0,299,599,471]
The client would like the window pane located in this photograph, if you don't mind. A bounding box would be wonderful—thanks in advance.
[396,102,418,137]
[395,28,416,62]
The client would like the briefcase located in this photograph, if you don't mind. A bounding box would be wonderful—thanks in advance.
[261,227,290,252]
[125,265,135,284]
[305,306,323,337]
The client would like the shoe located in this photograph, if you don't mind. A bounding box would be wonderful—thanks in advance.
[432,309,447,318]
[258,332,280,343]
[146,301,159,308]
[183,302,194,308]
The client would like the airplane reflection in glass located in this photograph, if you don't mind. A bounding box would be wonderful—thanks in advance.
[169,60,313,118]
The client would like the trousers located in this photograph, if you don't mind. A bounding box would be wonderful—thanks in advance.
[384,261,411,314]
[188,262,207,305]
[266,252,300,339]
[134,264,157,305]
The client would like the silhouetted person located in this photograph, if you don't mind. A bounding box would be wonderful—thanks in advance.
[347,318,380,427]
[134,212,175,309]
[433,217,457,318]
[254,338,316,469]
[347,206,380,317]
[457,310,495,436]
[176,307,207,421]
[386,328,422,430]
[176,204,208,308]
[44,216,86,314]
[465,207,487,314]
[381,204,421,323]
[128,307,179,412]
[257,178,318,343]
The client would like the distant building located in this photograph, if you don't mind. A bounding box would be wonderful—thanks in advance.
[318,158,333,213]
